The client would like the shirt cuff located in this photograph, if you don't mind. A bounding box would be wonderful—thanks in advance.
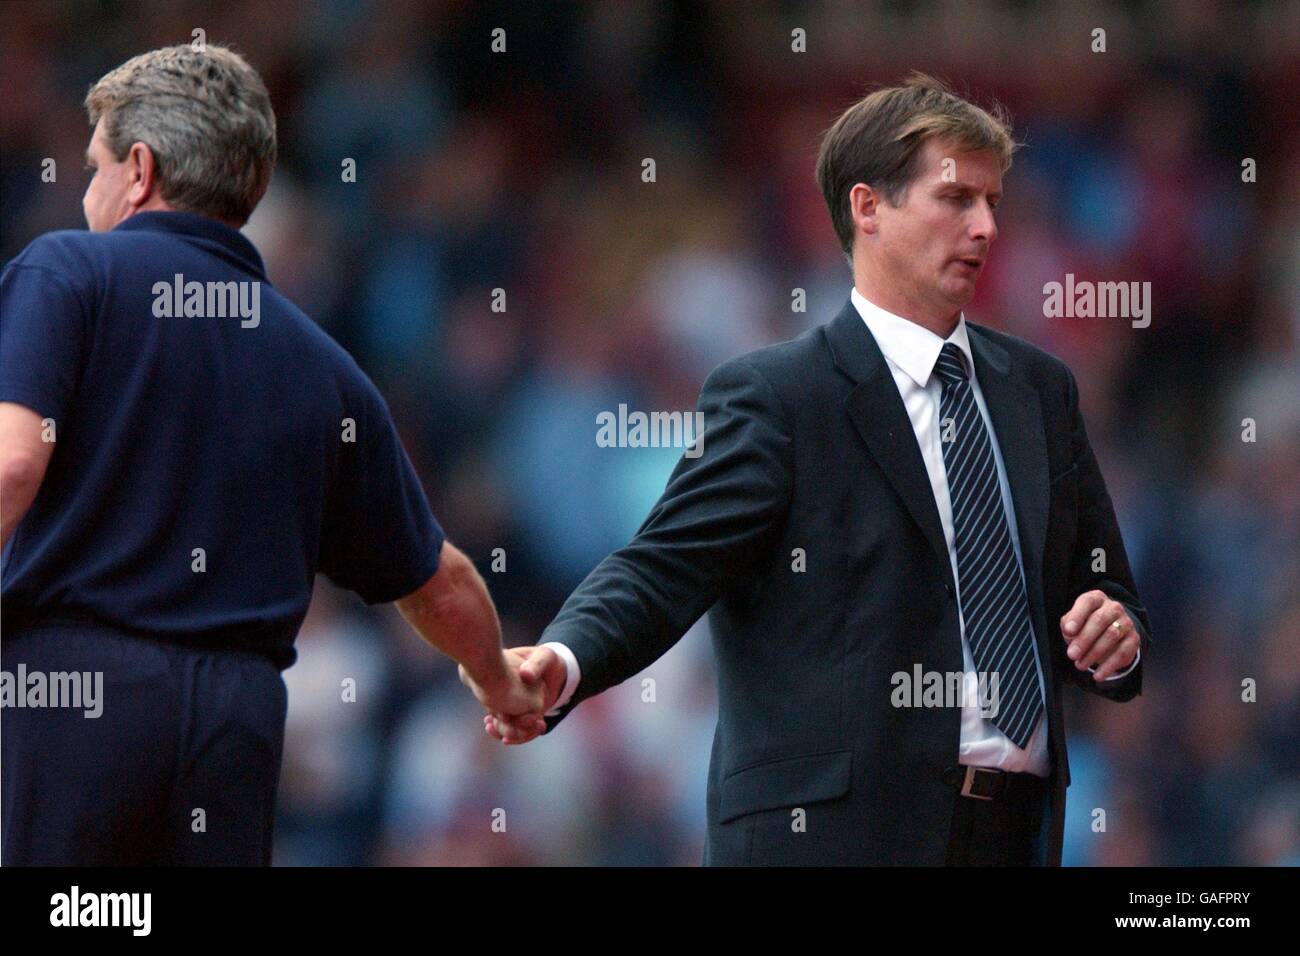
[540,641,581,716]
[1092,645,1141,682]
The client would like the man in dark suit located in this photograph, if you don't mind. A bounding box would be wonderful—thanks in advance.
[466,73,1151,865]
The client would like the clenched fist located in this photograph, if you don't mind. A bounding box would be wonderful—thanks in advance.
[1061,589,1139,681]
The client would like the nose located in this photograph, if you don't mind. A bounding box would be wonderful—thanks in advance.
[971,200,997,245]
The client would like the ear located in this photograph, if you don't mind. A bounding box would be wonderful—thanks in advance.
[849,182,882,238]
[125,141,160,209]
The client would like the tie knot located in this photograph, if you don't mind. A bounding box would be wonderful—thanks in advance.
[933,342,969,386]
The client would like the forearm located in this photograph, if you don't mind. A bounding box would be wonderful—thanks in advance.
[396,541,507,687]
[0,402,55,548]
[1,459,41,548]
[1059,370,1150,700]
[541,543,717,705]
[544,358,794,715]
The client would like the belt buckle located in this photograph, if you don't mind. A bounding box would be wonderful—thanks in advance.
[960,766,1000,801]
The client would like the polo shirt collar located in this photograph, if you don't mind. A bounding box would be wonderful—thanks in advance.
[113,211,266,279]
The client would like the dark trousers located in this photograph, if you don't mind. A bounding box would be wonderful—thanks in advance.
[945,771,1051,866]
[2,622,287,865]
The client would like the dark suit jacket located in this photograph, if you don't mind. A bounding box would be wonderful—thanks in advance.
[540,298,1152,865]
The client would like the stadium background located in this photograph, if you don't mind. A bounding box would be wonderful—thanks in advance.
[1,0,1297,865]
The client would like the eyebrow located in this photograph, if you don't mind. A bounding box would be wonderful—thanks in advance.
[937,182,1001,200]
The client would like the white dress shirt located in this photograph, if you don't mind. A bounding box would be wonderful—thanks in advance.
[541,288,1138,772]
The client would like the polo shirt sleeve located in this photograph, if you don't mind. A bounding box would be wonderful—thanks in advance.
[0,236,93,424]
[318,380,445,605]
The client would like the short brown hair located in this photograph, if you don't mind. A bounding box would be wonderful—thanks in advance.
[815,72,1017,262]
[86,44,277,226]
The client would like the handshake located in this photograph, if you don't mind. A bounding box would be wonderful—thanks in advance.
[458,645,567,746]
[395,542,571,747]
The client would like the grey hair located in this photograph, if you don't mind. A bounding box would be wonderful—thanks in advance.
[85,44,277,225]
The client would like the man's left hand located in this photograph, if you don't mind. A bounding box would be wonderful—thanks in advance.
[1061,589,1139,681]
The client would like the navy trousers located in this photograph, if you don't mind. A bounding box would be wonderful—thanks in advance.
[2,622,287,865]
[945,770,1051,866]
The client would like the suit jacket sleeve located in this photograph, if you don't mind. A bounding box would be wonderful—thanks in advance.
[1056,365,1152,702]
[540,358,795,730]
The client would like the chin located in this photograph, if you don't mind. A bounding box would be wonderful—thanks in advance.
[939,283,977,309]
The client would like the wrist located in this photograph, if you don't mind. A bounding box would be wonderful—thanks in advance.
[467,650,509,693]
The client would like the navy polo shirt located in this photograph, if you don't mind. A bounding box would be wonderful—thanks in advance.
[0,212,444,668]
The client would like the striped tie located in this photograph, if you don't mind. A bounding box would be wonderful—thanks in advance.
[933,342,1043,748]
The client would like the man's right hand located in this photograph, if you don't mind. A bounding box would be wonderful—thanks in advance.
[480,645,566,745]
[458,648,545,722]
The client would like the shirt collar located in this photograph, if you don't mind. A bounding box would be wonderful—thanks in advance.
[112,211,267,279]
[850,286,974,389]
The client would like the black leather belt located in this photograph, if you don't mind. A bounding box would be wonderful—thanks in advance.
[943,765,1046,801]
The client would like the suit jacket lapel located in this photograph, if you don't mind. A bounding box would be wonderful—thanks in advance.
[966,325,1049,596]
[826,301,952,576]
[826,302,1051,598]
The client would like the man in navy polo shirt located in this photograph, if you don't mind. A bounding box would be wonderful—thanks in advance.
[0,44,537,865]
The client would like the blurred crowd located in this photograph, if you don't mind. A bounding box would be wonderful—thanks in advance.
[2,0,1297,865]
